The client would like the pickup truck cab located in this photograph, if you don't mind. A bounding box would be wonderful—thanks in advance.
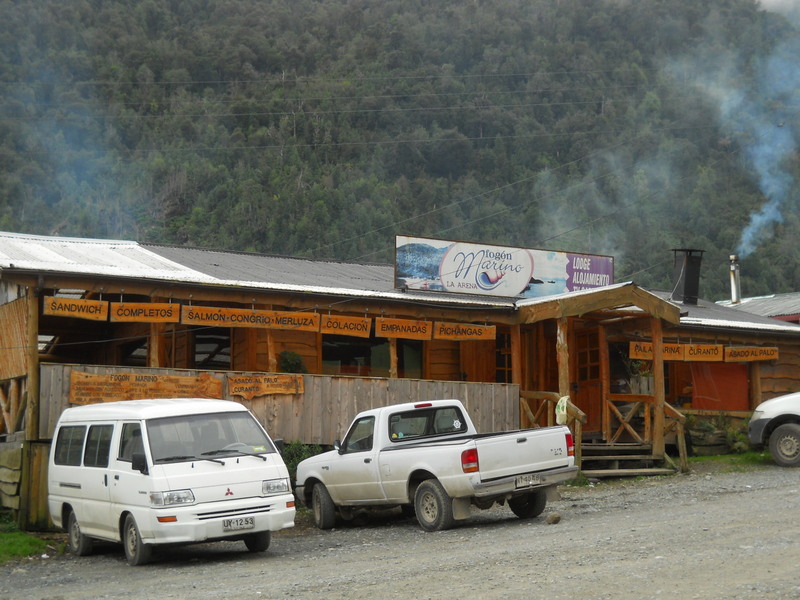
[749,392,800,467]
[48,398,296,565]
[296,399,577,531]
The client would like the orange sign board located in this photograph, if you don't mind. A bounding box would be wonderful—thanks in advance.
[433,322,496,341]
[685,344,724,361]
[43,297,108,321]
[228,374,304,400]
[320,315,372,338]
[724,346,779,362]
[69,371,222,405]
[628,341,685,360]
[109,302,180,323]
[181,306,320,331]
[375,317,432,340]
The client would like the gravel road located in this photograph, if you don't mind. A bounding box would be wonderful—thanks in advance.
[3,462,799,600]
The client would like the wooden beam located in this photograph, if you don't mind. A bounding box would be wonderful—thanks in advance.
[556,317,570,398]
[25,290,40,441]
[651,317,665,455]
[510,325,522,385]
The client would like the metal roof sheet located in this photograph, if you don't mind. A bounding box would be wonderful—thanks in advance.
[717,293,800,318]
[650,290,800,335]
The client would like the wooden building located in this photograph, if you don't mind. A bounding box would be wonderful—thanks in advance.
[2,232,799,529]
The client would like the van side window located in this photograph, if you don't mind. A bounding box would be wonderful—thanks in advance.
[84,425,114,468]
[54,426,86,466]
[118,423,143,462]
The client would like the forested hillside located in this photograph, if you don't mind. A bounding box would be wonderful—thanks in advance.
[1,0,799,300]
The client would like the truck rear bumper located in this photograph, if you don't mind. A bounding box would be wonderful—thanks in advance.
[471,465,579,498]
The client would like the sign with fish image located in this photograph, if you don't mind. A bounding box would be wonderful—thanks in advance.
[395,236,614,298]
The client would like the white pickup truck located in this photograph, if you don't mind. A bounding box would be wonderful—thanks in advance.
[295,399,578,531]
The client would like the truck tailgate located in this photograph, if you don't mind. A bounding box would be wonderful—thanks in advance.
[476,426,572,480]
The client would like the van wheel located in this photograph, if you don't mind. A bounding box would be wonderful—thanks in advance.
[244,531,271,552]
[769,423,800,467]
[123,514,152,566]
[508,490,547,519]
[414,479,454,531]
[312,483,336,529]
[67,511,93,556]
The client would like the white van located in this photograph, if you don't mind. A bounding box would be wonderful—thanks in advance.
[48,398,295,565]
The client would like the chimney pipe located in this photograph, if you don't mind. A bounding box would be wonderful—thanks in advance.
[729,254,741,304]
[671,248,704,305]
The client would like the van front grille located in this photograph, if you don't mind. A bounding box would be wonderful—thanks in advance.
[196,504,272,521]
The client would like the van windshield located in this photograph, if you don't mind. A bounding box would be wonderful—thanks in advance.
[146,411,275,463]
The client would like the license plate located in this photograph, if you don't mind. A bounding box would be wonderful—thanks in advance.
[515,473,542,488]
[222,517,255,531]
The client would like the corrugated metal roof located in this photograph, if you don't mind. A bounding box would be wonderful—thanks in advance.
[0,231,516,309]
[3,231,799,334]
[717,292,800,319]
[650,290,800,335]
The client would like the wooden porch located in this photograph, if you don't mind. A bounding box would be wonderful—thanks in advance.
[520,390,689,478]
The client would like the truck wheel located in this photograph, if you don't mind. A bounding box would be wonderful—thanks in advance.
[123,514,152,566]
[508,490,547,519]
[414,479,454,531]
[67,511,93,556]
[769,423,800,467]
[312,483,337,529]
[244,531,271,552]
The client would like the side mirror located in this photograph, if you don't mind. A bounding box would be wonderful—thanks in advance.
[273,438,285,454]
[131,452,149,475]
[334,439,342,454]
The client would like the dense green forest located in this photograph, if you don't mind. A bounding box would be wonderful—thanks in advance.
[1,0,799,300]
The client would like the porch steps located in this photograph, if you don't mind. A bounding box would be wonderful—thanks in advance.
[579,443,679,478]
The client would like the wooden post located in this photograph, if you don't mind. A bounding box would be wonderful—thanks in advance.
[25,289,39,441]
[510,325,522,385]
[750,362,762,409]
[556,317,570,398]
[389,338,398,378]
[598,325,611,442]
[651,317,665,456]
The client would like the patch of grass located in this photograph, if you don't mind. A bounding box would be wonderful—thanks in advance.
[688,450,773,472]
[0,510,48,564]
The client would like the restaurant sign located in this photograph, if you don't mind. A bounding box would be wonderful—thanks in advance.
[395,236,613,298]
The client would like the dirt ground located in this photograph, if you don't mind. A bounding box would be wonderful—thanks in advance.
[3,461,799,600]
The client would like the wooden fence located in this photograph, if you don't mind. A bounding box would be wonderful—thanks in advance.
[38,364,521,444]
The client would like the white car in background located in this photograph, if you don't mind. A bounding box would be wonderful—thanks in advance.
[749,392,800,467]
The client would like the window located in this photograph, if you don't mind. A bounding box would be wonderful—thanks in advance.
[54,426,86,466]
[388,405,467,442]
[495,330,512,383]
[341,416,375,452]
[118,423,144,462]
[322,334,423,378]
[84,425,114,468]
[146,411,275,463]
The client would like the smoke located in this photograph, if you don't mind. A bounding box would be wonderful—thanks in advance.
[668,8,800,258]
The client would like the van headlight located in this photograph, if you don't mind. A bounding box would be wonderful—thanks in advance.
[150,490,195,506]
[262,478,290,495]
[750,410,764,423]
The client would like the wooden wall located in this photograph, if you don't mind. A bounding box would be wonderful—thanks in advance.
[0,298,28,380]
[0,441,22,510]
[38,364,520,444]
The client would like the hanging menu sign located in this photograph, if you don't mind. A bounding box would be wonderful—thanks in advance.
[320,315,373,338]
[724,346,779,362]
[433,322,496,341]
[43,297,109,321]
[629,341,686,361]
[110,302,181,323]
[375,317,432,340]
[180,306,320,331]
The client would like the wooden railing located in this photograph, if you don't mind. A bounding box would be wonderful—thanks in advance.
[520,391,587,465]
[606,393,689,472]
